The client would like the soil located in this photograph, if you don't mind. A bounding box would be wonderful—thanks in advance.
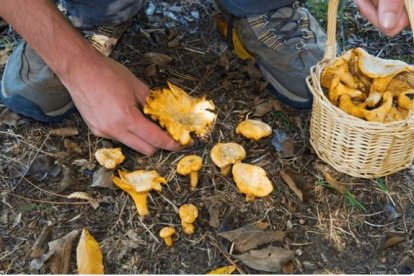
[1,0,414,274]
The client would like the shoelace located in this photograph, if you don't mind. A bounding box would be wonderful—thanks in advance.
[249,3,315,50]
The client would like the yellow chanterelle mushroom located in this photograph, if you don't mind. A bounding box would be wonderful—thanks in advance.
[179,204,198,235]
[236,119,272,141]
[210,142,246,176]
[144,82,216,145]
[232,163,273,201]
[95,148,125,169]
[176,155,203,190]
[112,170,167,218]
[159,227,176,247]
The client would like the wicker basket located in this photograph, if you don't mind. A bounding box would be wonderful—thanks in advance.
[307,0,414,178]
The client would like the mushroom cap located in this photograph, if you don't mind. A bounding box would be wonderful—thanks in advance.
[176,155,202,176]
[143,82,216,145]
[210,143,246,169]
[236,119,272,141]
[179,204,199,223]
[159,227,176,238]
[119,170,167,193]
[232,163,273,200]
[95,148,125,169]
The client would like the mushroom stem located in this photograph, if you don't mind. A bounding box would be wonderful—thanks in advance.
[163,237,173,247]
[182,222,195,235]
[190,172,199,190]
[245,195,256,202]
[134,192,149,218]
[221,165,231,176]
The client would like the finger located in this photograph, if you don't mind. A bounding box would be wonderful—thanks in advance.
[354,0,381,29]
[377,0,406,35]
[129,109,183,152]
[118,131,159,156]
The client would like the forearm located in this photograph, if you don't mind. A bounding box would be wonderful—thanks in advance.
[0,0,100,80]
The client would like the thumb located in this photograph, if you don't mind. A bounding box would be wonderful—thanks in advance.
[377,0,404,33]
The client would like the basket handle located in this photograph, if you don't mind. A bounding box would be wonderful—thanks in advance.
[324,0,414,60]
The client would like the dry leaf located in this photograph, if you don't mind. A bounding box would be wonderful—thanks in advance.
[203,196,223,228]
[253,102,274,117]
[255,221,269,230]
[280,171,303,202]
[282,260,295,274]
[29,250,54,272]
[67,192,100,209]
[321,171,346,194]
[31,224,54,258]
[91,167,116,190]
[59,166,76,192]
[271,130,294,157]
[381,233,406,250]
[76,228,104,274]
[49,127,79,137]
[207,265,236,274]
[0,48,11,67]
[49,230,80,274]
[25,155,62,181]
[139,52,173,66]
[235,246,294,272]
[63,138,82,154]
[0,108,20,126]
[218,224,286,253]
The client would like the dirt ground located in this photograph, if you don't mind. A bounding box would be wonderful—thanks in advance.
[1,0,414,274]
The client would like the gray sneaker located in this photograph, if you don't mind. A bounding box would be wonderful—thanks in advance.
[233,3,326,108]
[0,4,142,123]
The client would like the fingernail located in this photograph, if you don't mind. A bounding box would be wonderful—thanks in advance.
[382,11,397,29]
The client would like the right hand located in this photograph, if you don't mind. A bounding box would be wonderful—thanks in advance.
[354,0,409,36]
[61,52,182,156]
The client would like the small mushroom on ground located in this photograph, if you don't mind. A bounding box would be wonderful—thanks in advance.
[112,170,167,217]
[159,227,176,247]
[176,155,202,190]
[236,119,272,141]
[143,82,216,145]
[179,204,198,235]
[210,143,246,176]
[232,163,273,201]
[95,148,125,169]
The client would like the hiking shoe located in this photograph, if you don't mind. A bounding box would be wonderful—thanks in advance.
[0,4,141,123]
[220,2,326,109]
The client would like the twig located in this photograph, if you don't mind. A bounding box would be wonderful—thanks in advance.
[138,216,160,243]
[24,178,68,198]
[207,235,245,274]
[6,192,89,205]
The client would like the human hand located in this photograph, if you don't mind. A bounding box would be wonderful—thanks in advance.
[354,0,409,36]
[61,53,182,155]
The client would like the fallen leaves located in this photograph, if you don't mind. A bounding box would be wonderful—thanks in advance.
[25,155,62,181]
[207,265,236,274]
[0,108,20,126]
[234,246,294,273]
[280,169,314,202]
[218,224,286,253]
[30,228,105,274]
[67,192,100,209]
[91,167,116,190]
[76,228,104,274]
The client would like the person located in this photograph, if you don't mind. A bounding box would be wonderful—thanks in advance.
[0,0,409,156]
